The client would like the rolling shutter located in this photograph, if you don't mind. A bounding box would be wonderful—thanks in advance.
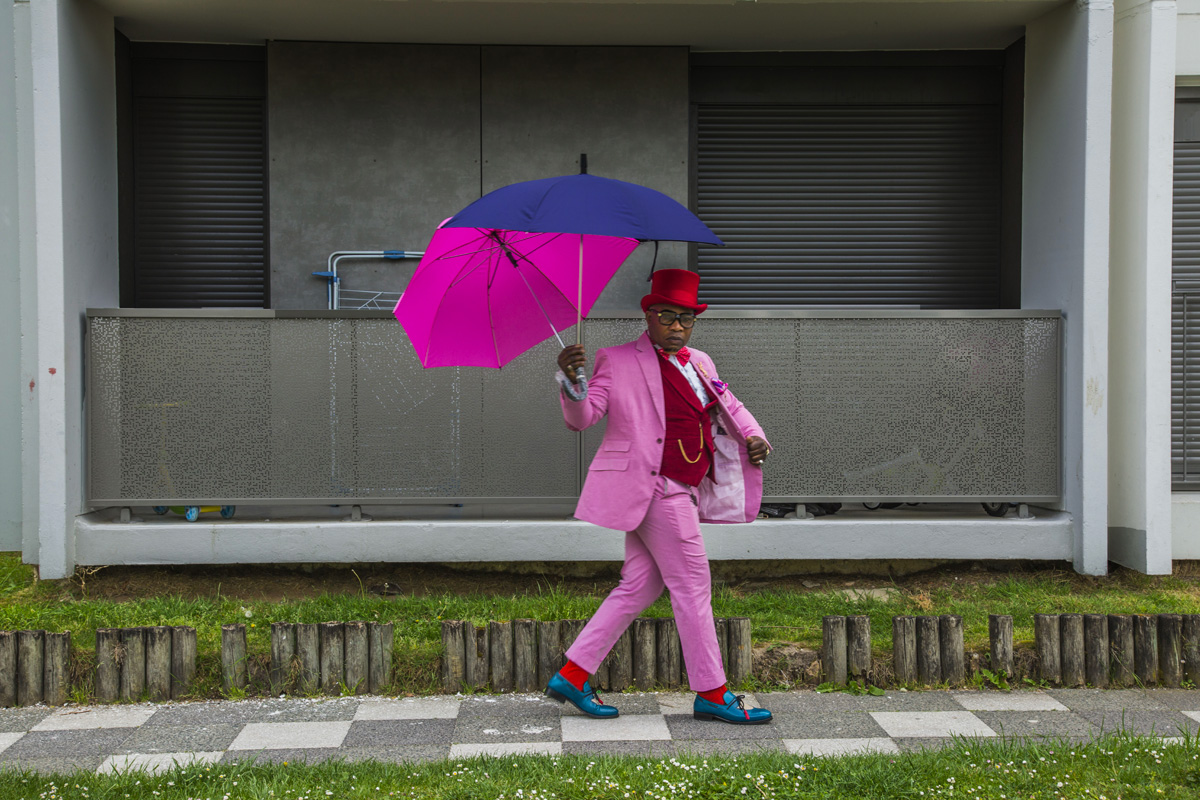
[695,104,1002,307]
[1172,96,1200,487]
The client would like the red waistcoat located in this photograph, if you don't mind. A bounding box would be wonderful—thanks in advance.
[658,356,717,487]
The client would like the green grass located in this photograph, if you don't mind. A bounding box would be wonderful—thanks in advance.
[0,737,1196,799]
[3,553,1200,698]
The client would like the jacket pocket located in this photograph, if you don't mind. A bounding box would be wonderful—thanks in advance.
[602,440,631,452]
[589,457,629,471]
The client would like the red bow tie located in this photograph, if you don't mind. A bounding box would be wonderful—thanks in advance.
[658,346,691,367]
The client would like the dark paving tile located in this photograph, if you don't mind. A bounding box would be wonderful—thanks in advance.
[1141,689,1200,711]
[0,707,54,733]
[0,755,107,774]
[453,702,561,744]
[338,745,451,764]
[115,723,242,754]
[664,715,782,741]
[249,698,359,723]
[1047,689,1170,712]
[893,737,955,753]
[0,729,134,761]
[758,691,962,713]
[145,701,262,727]
[769,710,890,740]
[565,693,663,717]
[221,748,340,765]
[671,739,787,756]
[1073,710,1199,738]
[458,694,563,719]
[343,719,456,748]
[973,711,1099,740]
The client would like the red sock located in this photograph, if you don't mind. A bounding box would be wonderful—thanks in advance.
[559,660,590,691]
[698,685,728,704]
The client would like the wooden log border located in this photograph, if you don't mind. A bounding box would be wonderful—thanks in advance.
[89,626,197,704]
[272,621,394,696]
[440,618,753,693]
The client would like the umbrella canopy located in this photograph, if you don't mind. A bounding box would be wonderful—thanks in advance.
[395,225,639,368]
[443,173,724,246]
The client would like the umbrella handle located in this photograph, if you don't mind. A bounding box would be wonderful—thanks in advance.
[563,369,588,402]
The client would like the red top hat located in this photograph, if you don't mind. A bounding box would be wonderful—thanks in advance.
[640,269,708,315]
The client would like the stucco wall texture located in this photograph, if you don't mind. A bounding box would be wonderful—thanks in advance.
[268,43,689,313]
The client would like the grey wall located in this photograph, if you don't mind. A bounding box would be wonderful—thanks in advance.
[0,0,21,550]
[268,43,689,312]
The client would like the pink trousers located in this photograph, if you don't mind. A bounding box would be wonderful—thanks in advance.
[564,476,726,692]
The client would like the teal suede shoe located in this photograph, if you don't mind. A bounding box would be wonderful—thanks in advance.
[545,673,619,718]
[693,691,773,725]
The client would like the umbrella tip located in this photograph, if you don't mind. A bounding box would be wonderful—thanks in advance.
[580,153,587,175]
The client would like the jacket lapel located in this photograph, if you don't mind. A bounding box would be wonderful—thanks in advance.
[635,333,666,429]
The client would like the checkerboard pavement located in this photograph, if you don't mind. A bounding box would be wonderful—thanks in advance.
[0,689,1198,774]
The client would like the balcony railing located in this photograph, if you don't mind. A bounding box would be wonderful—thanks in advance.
[86,308,1060,506]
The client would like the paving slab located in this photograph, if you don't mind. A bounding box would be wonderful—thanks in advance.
[342,719,456,748]
[249,698,360,723]
[228,721,352,750]
[561,740,674,757]
[33,706,157,731]
[338,744,450,763]
[760,690,962,713]
[98,751,222,775]
[870,711,996,738]
[664,714,782,741]
[114,723,243,755]
[893,737,955,753]
[952,691,1069,712]
[783,737,899,756]
[1142,690,1200,712]
[221,747,340,765]
[355,697,461,720]
[768,710,890,740]
[0,707,53,733]
[0,729,136,762]
[0,755,110,774]
[561,714,671,742]
[449,742,562,758]
[971,711,1098,740]
[1073,709,1199,738]
[144,701,262,727]
[0,732,24,757]
[1047,689,1170,712]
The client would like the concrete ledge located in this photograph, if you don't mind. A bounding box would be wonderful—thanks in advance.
[73,509,1073,566]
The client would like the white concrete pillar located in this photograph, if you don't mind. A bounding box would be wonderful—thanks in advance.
[1023,0,1115,575]
[2,0,25,551]
[29,0,118,579]
[1108,0,1177,574]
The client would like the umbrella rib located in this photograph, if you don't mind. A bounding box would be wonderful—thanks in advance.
[490,231,583,337]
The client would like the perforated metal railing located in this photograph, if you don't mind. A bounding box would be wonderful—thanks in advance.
[86,309,1060,506]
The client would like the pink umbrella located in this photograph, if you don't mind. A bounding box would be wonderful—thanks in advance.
[394,223,639,368]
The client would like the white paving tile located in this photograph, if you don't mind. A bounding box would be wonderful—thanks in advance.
[33,706,157,731]
[449,742,562,758]
[657,692,760,715]
[952,692,1069,712]
[355,697,461,720]
[227,721,352,750]
[1183,711,1200,724]
[0,732,24,756]
[783,738,900,757]
[560,714,672,742]
[870,711,996,738]
[97,752,223,775]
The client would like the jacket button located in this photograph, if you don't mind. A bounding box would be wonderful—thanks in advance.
[651,471,657,476]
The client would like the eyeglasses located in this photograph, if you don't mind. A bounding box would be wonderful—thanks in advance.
[649,310,696,329]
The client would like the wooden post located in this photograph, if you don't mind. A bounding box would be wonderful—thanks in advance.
[0,630,15,707]
[170,626,197,700]
[319,622,345,694]
[489,621,514,692]
[295,623,319,694]
[608,628,633,693]
[1158,614,1183,689]
[939,615,965,686]
[846,616,871,683]
[1108,614,1134,687]
[270,622,296,695]
[440,621,467,693]
[1083,614,1109,689]
[1183,615,1200,686]
[715,618,730,673]
[221,624,248,694]
[513,619,538,693]
[119,627,146,701]
[466,624,490,690]
[915,616,941,686]
[1034,614,1060,684]
[988,615,1013,677]
[822,616,848,685]
[15,630,43,707]
[727,617,752,687]
[144,626,172,702]
[43,631,70,706]
[632,618,657,690]
[1059,614,1085,688]
[559,620,584,683]
[368,622,393,694]
[536,621,560,690]
[344,621,369,695]
[656,618,681,689]
[1133,614,1159,686]
[893,616,917,684]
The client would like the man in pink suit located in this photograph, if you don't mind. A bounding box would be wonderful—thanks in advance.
[545,269,773,725]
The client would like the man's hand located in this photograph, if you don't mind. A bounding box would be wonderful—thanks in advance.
[558,344,587,383]
[746,436,770,466]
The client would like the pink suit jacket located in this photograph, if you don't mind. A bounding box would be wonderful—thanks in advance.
[561,332,768,532]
